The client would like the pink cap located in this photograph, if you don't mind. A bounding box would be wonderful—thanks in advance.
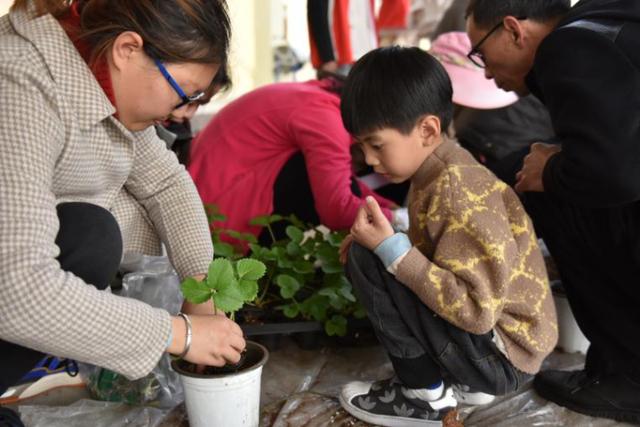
[430,31,518,110]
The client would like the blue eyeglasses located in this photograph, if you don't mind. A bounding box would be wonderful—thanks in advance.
[153,58,206,110]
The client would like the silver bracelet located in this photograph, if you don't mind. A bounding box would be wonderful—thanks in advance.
[177,312,192,358]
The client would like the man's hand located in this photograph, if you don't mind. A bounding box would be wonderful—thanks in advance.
[515,143,561,193]
[351,196,395,250]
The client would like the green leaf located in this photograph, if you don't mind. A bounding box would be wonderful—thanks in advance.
[286,241,302,257]
[237,279,259,302]
[285,226,304,244]
[353,304,367,319]
[318,288,338,299]
[273,247,292,268]
[325,315,348,336]
[213,242,235,258]
[249,214,284,226]
[321,261,344,274]
[180,277,213,304]
[319,288,345,310]
[301,238,316,254]
[282,304,300,318]
[286,214,306,229]
[207,258,234,290]
[212,277,245,313]
[303,295,329,321]
[326,232,344,247]
[242,233,258,244]
[249,215,271,226]
[204,204,227,223]
[263,249,278,262]
[221,230,258,244]
[248,243,263,256]
[292,260,314,274]
[236,258,267,281]
[268,214,283,223]
[316,244,338,263]
[276,274,301,299]
[338,286,356,302]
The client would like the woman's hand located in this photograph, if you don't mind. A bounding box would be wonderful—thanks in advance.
[168,313,245,367]
[351,196,394,251]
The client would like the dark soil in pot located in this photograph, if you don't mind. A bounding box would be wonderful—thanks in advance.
[171,341,268,378]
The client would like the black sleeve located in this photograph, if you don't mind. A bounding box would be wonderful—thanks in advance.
[535,27,640,207]
[307,0,335,64]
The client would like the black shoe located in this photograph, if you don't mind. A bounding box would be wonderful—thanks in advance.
[0,407,24,427]
[534,369,640,423]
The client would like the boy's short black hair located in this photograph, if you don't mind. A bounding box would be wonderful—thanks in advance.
[466,0,571,28]
[341,46,453,137]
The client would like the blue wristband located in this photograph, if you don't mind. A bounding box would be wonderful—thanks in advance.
[374,232,412,268]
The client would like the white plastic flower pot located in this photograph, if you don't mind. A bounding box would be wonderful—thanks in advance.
[172,341,268,427]
[553,288,590,354]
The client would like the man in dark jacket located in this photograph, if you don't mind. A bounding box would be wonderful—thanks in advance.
[466,0,640,423]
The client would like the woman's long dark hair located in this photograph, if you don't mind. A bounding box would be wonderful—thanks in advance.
[12,0,231,71]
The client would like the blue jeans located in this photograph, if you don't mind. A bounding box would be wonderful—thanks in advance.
[346,243,531,394]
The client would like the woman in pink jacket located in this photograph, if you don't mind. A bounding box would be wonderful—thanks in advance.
[188,78,403,248]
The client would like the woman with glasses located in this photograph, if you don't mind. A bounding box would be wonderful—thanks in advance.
[0,0,244,409]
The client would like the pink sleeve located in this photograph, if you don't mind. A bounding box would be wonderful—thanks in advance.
[290,103,391,230]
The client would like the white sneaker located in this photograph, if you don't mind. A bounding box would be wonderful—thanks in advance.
[452,383,496,406]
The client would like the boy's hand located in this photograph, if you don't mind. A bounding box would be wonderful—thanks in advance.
[515,143,561,193]
[351,196,394,250]
[339,234,354,264]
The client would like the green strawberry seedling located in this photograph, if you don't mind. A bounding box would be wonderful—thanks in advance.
[180,258,267,319]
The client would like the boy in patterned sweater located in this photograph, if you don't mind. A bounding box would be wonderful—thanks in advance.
[338,46,558,426]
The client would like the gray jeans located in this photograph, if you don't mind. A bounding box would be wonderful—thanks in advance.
[346,243,531,394]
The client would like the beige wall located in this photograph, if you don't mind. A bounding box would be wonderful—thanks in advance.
[1,0,11,16]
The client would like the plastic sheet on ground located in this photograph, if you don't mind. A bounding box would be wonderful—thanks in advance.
[18,342,637,427]
[19,399,168,427]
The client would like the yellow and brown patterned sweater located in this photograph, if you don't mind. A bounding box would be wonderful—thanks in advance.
[396,139,558,374]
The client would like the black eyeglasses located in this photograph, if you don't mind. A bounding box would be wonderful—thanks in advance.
[467,16,527,68]
[153,58,206,110]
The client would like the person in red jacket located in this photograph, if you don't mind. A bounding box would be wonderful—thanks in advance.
[188,77,403,250]
[307,0,411,75]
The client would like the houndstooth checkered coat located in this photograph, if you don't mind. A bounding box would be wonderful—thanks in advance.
[0,3,213,379]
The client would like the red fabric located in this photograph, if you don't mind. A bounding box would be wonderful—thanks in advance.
[377,0,411,31]
[308,31,323,70]
[308,0,411,68]
[58,2,116,107]
[332,0,353,65]
[188,81,394,249]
